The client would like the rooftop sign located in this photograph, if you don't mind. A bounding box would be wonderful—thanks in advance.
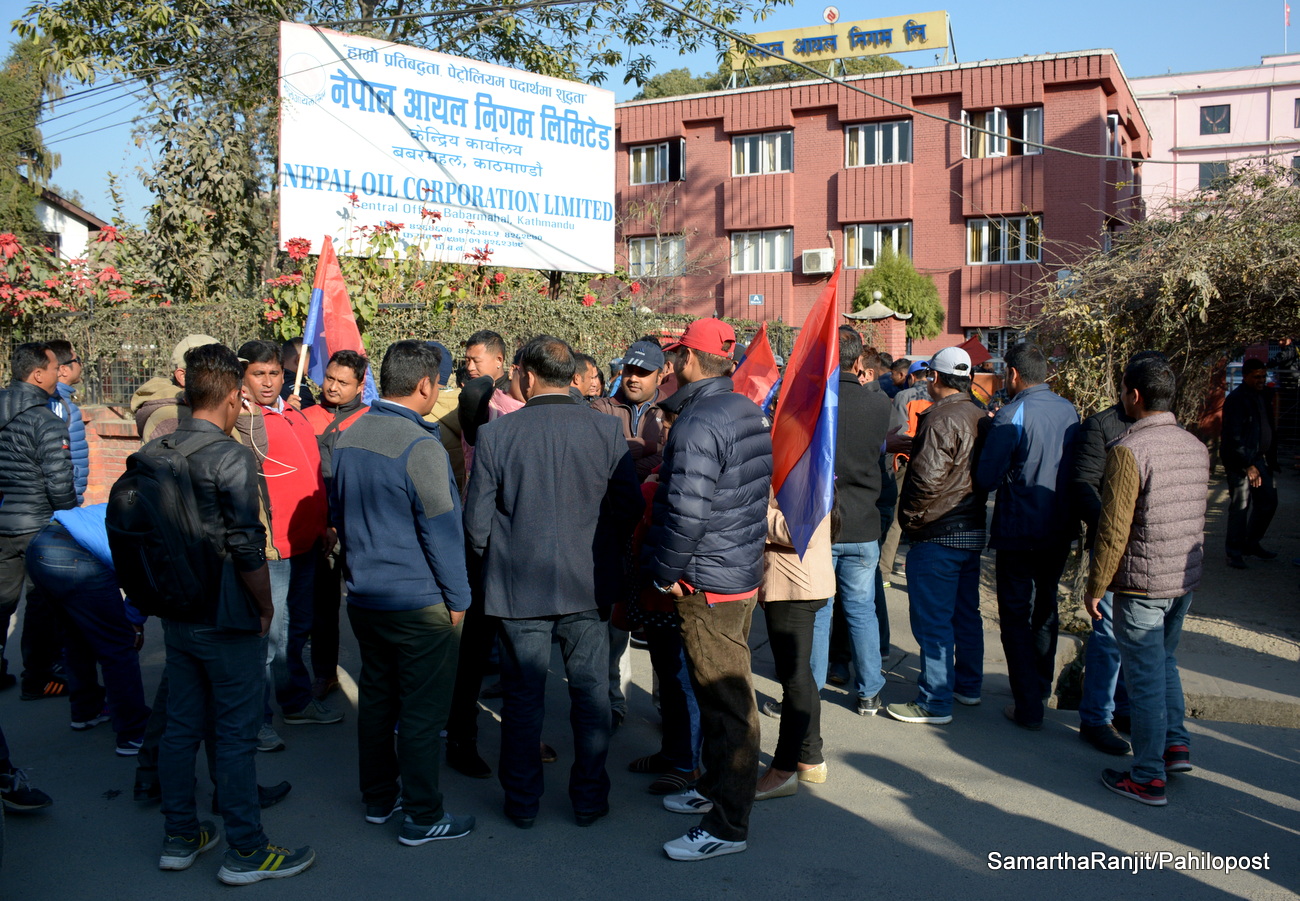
[727,11,949,70]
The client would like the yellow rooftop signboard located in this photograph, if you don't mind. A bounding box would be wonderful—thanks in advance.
[727,11,949,70]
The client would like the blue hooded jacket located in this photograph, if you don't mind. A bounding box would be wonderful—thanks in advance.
[52,380,88,505]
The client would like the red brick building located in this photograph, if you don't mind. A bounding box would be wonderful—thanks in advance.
[615,50,1150,358]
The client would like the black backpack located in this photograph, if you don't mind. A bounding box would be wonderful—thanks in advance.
[106,431,227,621]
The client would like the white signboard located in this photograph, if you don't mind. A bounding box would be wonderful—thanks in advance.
[278,22,615,272]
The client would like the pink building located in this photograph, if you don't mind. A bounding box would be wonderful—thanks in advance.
[614,50,1150,358]
[1131,53,1300,210]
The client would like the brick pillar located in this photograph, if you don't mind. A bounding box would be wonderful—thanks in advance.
[82,406,140,505]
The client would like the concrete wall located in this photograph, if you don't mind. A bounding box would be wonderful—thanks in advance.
[1132,53,1300,208]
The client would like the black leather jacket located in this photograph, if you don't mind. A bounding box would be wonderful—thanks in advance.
[0,381,75,536]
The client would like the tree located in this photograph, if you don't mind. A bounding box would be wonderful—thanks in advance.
[851,245,943,341]
[633,54,904,100]
[0,38,60,245]
[1026,161,1300,422]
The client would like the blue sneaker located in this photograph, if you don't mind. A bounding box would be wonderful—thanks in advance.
[159,820,220,870]
[398,813,475,845]
[217,843,316,885]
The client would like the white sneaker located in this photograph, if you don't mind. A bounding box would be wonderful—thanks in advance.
[664,827,747,861]
[953,693,982,707]
[257,724,286,752]
[662,788,714,814]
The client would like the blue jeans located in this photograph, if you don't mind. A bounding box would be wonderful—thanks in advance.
[1079,592,1130,727]
[1113,591,1193,784]
[498,610,611,818]
[906,542,983,715]
[265,550,316,719]
[27,525,149,740]
[644,623,701,771]
[830,541,885,701]
[159,619,267,851]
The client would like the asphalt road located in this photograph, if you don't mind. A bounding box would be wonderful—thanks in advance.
[2,584,1296,901]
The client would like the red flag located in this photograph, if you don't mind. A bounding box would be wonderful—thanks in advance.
[770,265,843,556]
[303,236,376,402]
[732,322,781,408]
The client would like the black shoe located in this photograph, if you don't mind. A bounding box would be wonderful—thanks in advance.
[1245,545,1278,560]
[19,677,67,701]
[135,770,162,804]
[1111,714,1131,734]
[1,769,53,811]
[761,700,782,718]
[1080,723,1131,755]
[611,710,625,732]
[507,813,536,829]
[574,806,609,827]
[540,742,558,763]
[1226,553,1248,570]
[856,694,882,717]
[827,664,850,686]
[446,741,492,779]
[258,781,292,809]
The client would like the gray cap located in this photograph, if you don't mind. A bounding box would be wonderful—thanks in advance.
[622,340,665,372]
[171,334,220,369]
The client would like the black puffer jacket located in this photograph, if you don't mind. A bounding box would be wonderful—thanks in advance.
[647,377,773,595]
[0,381,76,536]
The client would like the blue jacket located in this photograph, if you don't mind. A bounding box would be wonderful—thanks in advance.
[974,383,1079,550]
[330,401,471,612]
[52,381,88,506]
[50,504,146,625]
[647,377,773,595]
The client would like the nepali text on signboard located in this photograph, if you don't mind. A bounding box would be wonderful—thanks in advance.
[279,22,615,272]
[727,11,949,70]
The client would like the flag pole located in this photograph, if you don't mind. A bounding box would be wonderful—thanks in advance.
[293,343,310,396]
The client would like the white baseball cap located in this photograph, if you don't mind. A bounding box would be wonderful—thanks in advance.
[928,346,973,376]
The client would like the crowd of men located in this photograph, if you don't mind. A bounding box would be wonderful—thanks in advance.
[0,318,1270,880]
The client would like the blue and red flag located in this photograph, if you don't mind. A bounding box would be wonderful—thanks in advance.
[732,322,781,410]
[771,264,842,558]
[303,236,377,404]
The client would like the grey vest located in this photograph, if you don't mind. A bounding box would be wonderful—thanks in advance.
[1110,412,1209,598]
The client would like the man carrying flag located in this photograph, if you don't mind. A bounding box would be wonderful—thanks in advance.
[645,318,772,862]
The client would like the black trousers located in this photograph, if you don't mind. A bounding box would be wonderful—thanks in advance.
[763,599,826,771]
[996,546,1070,725]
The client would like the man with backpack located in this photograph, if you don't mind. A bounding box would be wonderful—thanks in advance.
[110,343,315,884]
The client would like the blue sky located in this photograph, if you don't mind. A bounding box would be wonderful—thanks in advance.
[2,0,1293,220]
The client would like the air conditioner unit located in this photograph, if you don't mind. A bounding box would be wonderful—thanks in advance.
[802,248,836,275]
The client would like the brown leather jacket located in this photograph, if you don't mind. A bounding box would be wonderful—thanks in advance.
[589,390,666,480]
[898,391,988,541]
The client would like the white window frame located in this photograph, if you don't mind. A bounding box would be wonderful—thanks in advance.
[732,131,793,176]
[627,235,686,277]
[845,120,912,167]
[1105,113,1122,157]
[963,107,1043,158]
[965,327,1020,360]
[629,143,668,185]
[966,216,1042,265]
[844,222,912,269]
[730,229,793,273]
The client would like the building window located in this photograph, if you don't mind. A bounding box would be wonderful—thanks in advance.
[845,120,912,166]
[1295,98,1300,129]
[627,235,686,277]
[962,107,1043,159]
[732,131,792,176]
[41,232,62,258]
[629,140,685,185]
[1105,114,1122,157]
[1198,161,1229,189]
[844,222,912,268]
[967,216,1042,264]
[1199,104,1231,135]
[965,328,1020,361]
[731,229,792,273]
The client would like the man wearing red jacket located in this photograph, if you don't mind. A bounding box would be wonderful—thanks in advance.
[235,341,339,755]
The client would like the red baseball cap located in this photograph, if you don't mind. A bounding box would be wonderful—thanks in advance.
[665,318,737,358]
